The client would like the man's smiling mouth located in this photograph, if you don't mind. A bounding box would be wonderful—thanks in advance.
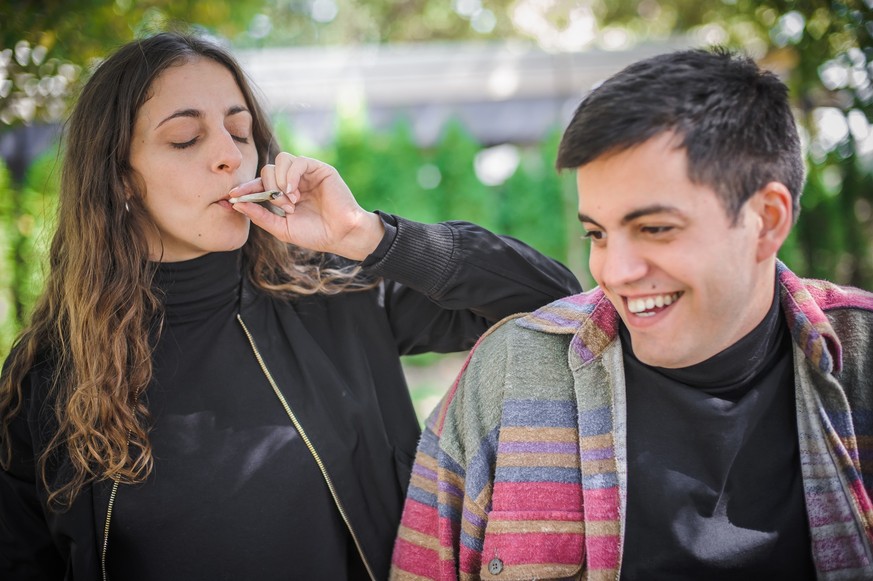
[627,291,683,317]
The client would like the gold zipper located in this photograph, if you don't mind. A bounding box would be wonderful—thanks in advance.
[100,386,141,581]
[101,476,121,581]
[237,314,377,581]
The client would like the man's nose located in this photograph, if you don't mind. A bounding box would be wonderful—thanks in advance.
[597,238,648,290]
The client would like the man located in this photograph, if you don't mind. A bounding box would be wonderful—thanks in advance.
[390,48,873,580]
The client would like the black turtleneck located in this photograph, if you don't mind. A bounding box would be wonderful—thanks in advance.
[107,250,368,580]
[619,288,816,580]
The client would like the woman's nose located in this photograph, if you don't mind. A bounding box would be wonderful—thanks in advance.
[212,131,243,173]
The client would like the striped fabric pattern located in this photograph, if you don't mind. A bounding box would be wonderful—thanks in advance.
[391,263,873,579]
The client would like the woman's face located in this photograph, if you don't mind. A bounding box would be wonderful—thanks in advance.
[130,57,260,262]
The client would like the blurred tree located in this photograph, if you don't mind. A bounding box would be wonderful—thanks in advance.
[1,0,264,126]
[0,148,58,357]
[363,120,431,221]
[233,0,519,46]
[430,120,496,227]
[584,0,873,287]
[0,0,265,358]
[501,137,575,265]
[0,158,15,354]
[2,0,872,360]
[236,0,873,284]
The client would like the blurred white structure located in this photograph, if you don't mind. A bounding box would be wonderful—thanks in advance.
[0,40,689,181]
[236,40,689,147]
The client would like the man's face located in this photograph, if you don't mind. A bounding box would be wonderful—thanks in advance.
[577,132,776,368]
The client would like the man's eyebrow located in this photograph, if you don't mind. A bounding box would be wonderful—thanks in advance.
[577,212,603,228]
[621,205,682,224]
[578,205,683,227]
[156,105,250,128]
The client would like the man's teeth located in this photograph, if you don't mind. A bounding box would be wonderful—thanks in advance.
[627,292,681,314]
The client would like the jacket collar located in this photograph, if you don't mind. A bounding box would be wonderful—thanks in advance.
[516,261,850,375]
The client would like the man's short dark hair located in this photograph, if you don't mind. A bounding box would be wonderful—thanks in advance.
[557,48,805,223]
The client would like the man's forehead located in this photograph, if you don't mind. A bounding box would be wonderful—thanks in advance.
[576,181,735,219]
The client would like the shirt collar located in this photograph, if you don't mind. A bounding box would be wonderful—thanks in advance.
[516,261,846,375]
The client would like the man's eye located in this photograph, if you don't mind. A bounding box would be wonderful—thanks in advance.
[642,226,674,235]
[583,230,604,241]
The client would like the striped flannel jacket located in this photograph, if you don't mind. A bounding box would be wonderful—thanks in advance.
[390,262,873,580]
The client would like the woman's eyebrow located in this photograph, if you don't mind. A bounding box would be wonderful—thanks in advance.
[156,108,200,128]
[155,105,250,129]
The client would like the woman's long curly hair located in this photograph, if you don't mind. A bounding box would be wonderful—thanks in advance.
[0,31,370,508]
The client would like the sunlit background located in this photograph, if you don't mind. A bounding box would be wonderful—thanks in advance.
[2,0,872,420]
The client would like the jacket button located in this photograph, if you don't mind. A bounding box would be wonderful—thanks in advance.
[488,557,504,575]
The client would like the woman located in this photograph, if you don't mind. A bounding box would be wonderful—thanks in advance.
[0,32,580,580]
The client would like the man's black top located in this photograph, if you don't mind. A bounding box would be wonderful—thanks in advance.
[620,289,816,580]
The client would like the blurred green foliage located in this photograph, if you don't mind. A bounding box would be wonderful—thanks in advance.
[1,0,267,125]
[0,117,584,358]
[1,0,873,363]
[0,147,60,356]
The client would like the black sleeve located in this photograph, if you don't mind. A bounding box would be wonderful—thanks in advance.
[0,365,65,580]
[361,213,582,355]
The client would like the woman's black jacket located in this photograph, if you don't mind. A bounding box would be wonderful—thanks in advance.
[0,215,582,580]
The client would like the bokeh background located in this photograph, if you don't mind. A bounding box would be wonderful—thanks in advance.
[2,0,872,421]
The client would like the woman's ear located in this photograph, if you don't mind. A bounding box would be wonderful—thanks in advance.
[120,172,142,213]
[750,181,793,262]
